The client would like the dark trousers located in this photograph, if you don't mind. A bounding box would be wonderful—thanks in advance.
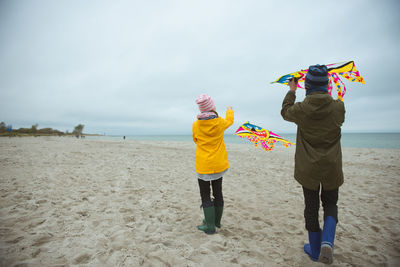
[198,177,224,207]
[302,186,339,232]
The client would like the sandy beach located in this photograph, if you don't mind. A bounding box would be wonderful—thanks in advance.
[0,136,399,266]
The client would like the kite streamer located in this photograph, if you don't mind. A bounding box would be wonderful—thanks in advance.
[234,121,294,151]
[271,61,365,101]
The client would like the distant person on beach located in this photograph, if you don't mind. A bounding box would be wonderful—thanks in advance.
[280,65,345,263]
[192,94,234,234]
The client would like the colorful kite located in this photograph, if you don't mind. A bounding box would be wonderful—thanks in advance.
[271,61,365,101]
[234,121,294,151]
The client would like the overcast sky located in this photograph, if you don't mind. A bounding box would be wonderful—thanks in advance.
[1,0,399,135]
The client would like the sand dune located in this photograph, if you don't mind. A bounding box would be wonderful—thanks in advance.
[0,136,399,266]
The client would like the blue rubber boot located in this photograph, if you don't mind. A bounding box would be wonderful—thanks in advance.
[319,216,337,264]
[304,231,321,261]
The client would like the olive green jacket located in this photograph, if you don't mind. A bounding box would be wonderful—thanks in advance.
[281,90,345,190]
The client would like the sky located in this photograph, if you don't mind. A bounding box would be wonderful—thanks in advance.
[1,0,399,135]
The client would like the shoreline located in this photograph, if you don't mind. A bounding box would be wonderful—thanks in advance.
[2,133,400,150]
[81,134,400,150]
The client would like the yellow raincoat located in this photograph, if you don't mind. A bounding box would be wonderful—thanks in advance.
[192,110,234,174]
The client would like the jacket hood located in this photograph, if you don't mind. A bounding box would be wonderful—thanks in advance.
[303,92,334,120]
[197,118,221,136]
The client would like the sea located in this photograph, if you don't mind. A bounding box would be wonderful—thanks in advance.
[86,133,400,149]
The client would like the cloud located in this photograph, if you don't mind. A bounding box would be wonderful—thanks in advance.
[1,0,400,134]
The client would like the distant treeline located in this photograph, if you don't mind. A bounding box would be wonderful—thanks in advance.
[0,122,85,137]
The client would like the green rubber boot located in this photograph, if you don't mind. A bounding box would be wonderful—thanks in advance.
[201,203,223,228]
[198,202,216,234]
[214,203,223,228]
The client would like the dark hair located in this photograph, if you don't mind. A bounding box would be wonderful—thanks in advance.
[210,110,219,117]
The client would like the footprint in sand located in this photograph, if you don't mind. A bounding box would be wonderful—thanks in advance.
[77,211,89,217]
[32,248,41,258]
[32,234,53,247]
[6,236,24,244]
[73,253,92,264]
[119,207,132,213]
[370,225,380,233]
[263,220,274,227]
[209,242,229,252]
[35,199,47,204]
[366,245,377,251]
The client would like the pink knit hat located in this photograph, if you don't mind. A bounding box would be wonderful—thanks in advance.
[195,94,215,112]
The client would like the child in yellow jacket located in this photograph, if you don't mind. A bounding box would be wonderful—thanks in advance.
[192,94,234,234]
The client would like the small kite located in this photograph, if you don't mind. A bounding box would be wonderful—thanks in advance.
[271,61,365,101]
[234,121,294,151]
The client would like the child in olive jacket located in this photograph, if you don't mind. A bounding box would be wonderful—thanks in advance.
[281,65,345,263]
[192,94,234,234]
